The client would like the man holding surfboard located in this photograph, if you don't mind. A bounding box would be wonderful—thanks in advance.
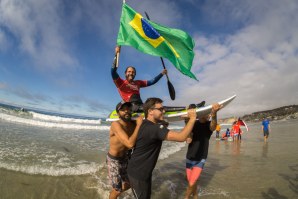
[111,46,167,112]
[184,103,221,199]
[127,97,197,199]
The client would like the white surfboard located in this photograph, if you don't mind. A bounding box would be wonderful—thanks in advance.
[164,94,236,122]
[106,95,236,122]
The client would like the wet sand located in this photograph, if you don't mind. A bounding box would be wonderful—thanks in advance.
[152,120,298,198]
[1,119,297,199]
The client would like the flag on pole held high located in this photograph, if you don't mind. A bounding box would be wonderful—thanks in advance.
[117,3,197,80]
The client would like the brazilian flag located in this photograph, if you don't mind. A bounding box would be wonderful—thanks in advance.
[117,3,197,80]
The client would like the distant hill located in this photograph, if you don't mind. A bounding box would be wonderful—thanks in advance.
[219,105,298,123]
[241,105,298,122]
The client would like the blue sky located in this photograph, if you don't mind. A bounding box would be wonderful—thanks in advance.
[0,0,297,118]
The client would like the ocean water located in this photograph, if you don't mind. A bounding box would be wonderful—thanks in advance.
[0,103,297,199]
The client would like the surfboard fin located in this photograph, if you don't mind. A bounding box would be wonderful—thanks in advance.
[196,101,205,108]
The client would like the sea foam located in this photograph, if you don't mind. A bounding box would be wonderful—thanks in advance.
[0,162,102,176]
[30,111,101,124]
[0,112,109,130]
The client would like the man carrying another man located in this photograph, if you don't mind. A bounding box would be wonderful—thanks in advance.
[107,101,143,199]
[127,97,198,199]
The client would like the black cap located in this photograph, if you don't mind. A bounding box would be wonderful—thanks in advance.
[116,101,132,112]
[187,104,196,109]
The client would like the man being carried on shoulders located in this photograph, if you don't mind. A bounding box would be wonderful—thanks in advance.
[111,46,205,112]
[111,46,167,112]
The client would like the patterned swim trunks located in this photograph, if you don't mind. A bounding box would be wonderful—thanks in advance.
[106,153,129,192]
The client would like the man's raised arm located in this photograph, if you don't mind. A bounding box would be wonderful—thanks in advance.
[165,109,197,142]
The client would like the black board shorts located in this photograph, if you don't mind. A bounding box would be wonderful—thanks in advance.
[263,129,269,137]
[128,174,151,199]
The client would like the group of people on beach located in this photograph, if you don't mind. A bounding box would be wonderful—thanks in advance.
[220,120,243,142]
[220,117,271,143]
[106,46,222,199]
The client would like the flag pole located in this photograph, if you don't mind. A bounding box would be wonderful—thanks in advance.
[116,0,125,67]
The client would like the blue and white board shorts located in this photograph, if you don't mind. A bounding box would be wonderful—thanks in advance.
[186,159,206,169]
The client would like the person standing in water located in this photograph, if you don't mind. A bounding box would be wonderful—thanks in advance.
[127,97,197,199]
[107,101,143,199]
[184,103,221,199]
[215,124,221,139]
[262,117,270,142]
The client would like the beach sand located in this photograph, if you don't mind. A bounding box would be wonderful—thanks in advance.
[148,120,298,198]
[0,169,99,199]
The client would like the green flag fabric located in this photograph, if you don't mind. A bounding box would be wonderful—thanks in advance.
[117,3,197,80]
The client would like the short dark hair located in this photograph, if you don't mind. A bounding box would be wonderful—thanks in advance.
[143,97,163,118]
[125,66,136,74]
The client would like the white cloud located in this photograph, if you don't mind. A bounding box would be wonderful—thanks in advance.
[0,0,78,71]
[0,0,185,71]
[166,0,298,117]
[1,0,297,118]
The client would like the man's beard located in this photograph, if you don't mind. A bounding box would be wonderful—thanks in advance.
[120,115,131,122]
[154,115,164,123]
[126,74,135,80]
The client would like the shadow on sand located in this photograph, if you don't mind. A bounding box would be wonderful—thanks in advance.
[151,156,228,198]
[262,187,288,199]
[278,164,298,196]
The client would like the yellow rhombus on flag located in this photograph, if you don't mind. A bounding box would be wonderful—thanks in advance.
[117,3,197,80]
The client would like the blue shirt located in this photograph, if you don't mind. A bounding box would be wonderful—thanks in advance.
[226,129,230,136]
[262,119,270,131]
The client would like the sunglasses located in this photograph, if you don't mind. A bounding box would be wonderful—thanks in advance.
[151,107,165,112]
